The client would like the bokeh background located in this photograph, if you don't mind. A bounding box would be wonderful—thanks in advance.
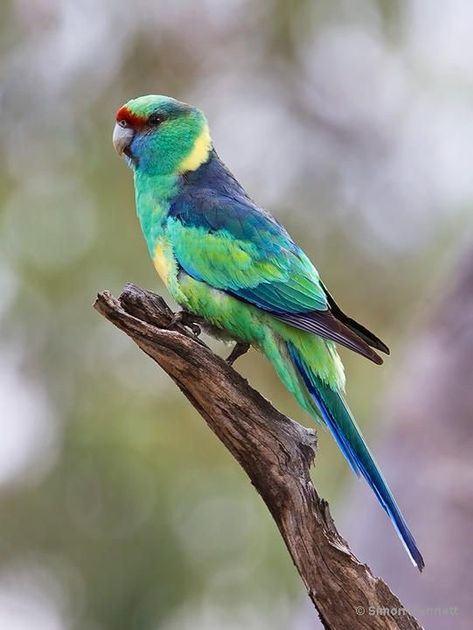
[1,1,472,628]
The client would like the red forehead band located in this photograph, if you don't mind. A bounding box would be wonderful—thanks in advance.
[116,106,146,128]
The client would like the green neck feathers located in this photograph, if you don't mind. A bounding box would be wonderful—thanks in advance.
[134,171,179,256]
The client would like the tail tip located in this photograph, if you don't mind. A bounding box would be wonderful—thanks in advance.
[413,550,425,573]
[403,537,425,572]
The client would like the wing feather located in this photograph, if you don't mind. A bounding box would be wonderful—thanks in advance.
[168,189,386,363]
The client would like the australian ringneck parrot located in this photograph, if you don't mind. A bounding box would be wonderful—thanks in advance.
[112,94,424,571]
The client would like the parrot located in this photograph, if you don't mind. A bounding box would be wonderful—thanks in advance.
[112,94,424,571]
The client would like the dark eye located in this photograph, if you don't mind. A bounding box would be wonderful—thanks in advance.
[118,119,128,128]
[148,112,165,126]
[148,113,164,126]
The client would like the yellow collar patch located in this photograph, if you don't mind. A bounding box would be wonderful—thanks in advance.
[178,124,212,173]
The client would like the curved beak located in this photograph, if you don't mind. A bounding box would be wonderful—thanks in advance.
[112,123,134,156]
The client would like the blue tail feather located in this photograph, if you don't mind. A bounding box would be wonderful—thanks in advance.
[287,342,425,571]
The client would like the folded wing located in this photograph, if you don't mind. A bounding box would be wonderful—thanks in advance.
[168,189,388,364]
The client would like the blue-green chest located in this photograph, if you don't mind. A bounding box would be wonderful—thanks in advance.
[134,171,180,256]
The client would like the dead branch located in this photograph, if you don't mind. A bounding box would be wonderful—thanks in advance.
[94,283,422,630]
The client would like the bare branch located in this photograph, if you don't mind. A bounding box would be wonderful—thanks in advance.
[94,283,422,630]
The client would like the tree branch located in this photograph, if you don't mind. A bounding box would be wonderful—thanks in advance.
[94,283,422,630]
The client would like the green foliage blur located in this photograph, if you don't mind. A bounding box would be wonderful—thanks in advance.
[0,1,470,628]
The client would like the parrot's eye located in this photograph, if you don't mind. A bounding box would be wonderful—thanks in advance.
[117,119,128,128]
[148,112,166,127]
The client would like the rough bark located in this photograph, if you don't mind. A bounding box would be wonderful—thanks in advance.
[94,283,422,630]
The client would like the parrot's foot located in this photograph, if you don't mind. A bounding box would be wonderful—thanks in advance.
[168,310,202,336]
[226,342,250,366]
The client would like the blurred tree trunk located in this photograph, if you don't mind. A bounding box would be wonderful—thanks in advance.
[339,241,473,630]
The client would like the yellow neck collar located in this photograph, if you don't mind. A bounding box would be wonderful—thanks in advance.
[178,124,212,173]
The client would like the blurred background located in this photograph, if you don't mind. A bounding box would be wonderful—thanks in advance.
[0,0,472,628]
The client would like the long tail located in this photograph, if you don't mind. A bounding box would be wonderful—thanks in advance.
[286,342,425,571]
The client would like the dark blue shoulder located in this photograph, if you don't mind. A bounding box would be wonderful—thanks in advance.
[170,152,289,246]
[182,150,249,200]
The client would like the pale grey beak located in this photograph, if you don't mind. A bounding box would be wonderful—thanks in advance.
[112,123,134,156]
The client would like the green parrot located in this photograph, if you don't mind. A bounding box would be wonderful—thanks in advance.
[113,94,424,570]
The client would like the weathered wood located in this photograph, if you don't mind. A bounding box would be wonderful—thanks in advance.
[94,283,422,630]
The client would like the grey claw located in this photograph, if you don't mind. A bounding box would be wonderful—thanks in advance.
[168,311,201,336]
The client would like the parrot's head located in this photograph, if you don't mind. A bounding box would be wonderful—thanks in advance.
[113,95,211,176]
